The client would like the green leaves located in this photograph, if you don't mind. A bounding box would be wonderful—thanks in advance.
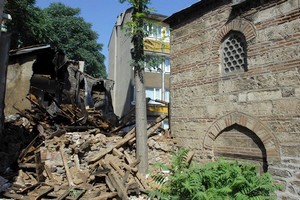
[4,1,106,78]
[5,0,40,48]
[41,3,105,77]
[149,148,281,200]
[119,0,152,73]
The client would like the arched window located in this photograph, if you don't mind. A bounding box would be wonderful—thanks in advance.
[222,31,247,74]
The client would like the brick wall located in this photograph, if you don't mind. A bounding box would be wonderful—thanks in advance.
[168,0,300,198]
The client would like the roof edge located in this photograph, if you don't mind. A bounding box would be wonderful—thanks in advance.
[164,0,227,26]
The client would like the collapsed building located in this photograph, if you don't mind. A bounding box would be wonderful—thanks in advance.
[6,44,117,125]
[1,44,119,179]
[0,44,174,199]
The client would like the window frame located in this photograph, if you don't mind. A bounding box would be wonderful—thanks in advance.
[221,31,247,74]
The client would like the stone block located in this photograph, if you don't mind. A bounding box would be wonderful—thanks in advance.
[295,87,300,97]
[247,90,282,101]
[281,144,300,157]
[291,181,300,187]
[276,132,300,144]
[207,103,235,118]
[272,99,300,115]
[218,79,240,94]
[269,167,292,178]
[238,93,247,102]
[252,0,298,23]
[276,70,300,87]
[269,120,300,134]
[237,101,273,116]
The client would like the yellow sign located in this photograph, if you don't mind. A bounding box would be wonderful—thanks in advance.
[143,38,170,53]
[147,105,168,114]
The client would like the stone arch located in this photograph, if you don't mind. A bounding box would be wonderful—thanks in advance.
[203,112,280,165]
[210,18,256,51]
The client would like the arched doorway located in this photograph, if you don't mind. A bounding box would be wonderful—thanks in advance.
[214,124,268,172]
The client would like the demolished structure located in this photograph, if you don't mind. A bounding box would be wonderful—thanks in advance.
[6,45,117,126]
[0,44,174,199]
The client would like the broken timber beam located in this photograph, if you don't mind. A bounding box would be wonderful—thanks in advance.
[95,192,118,200]
[87,127,136,164]
[128,114,167,145]
[88,115,166,164]
[59,144,74,186]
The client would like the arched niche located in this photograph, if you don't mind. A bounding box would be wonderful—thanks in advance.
[203,112,280,169]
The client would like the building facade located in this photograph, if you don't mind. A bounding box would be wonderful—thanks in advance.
[108,8,170,123]
[165,0,300,198]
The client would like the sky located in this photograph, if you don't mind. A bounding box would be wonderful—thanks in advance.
[35,0,198,69]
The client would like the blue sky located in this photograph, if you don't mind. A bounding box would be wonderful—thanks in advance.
[36,0,197,69]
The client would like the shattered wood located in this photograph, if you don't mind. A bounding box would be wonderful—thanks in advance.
[1,107,174,199]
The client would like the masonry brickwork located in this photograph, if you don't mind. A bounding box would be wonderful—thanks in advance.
[167,0,300,198]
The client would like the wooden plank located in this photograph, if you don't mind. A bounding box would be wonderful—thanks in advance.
[128,114,167,145]
[122,170,130,185]
[109,161,125,177]
[107,172,121,198]
[123,151,133,165]
[88,127,136,164]
[126,181,140,195]
[59,145,74,186]
[107,171,128,200]
[56,188,70,200]
[122,163,137,173]
[18,135,39,162]
[112,148,124,158]
[44,164,54,182]
[136,173,149,191]
[105,175,116,192]
[35,149,44,182]
[91,192,118,200]
[186,151,194,165]
[34,185,54,200]
[130,158,140,168]
[133,177,146,193]
[3,192,29,200]
[18,163,36,168]
[74,154,81,171]
[104,159,128,199]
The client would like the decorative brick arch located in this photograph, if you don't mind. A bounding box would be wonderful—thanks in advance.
[210,19,256,51]
[203,112,280,164]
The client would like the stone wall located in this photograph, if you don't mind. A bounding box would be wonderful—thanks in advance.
[169,0,300,198]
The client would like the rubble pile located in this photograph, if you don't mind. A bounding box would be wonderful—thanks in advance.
[0,47,175,199]
[0,102,175,199]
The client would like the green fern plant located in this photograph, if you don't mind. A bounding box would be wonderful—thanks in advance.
[148,148,281,200]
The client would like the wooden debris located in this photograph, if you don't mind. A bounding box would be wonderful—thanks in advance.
[95,192,118,200]
[34,149,44,183]
[3,93,175,199]
[186,150,195,166]
[59,144,74,187]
